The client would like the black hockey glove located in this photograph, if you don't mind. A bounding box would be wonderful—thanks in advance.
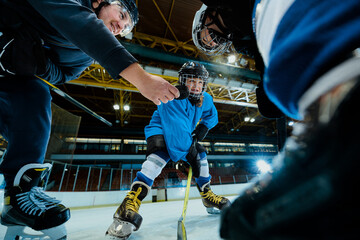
[0,12,47,77]
[186,139,201,178]
[191,124,209,142]
[175,85,190,100]
[186,138,206,178]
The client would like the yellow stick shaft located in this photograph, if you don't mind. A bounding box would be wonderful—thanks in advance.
[181,166,192,221]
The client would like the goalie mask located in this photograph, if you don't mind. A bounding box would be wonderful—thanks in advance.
[178,61,209,103]
[192,4,233,56]
[93,0,138,37]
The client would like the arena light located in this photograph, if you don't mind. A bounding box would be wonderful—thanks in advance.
[227,54,236,64]
[256,160,272,173]
[123,105,130,111]
[113,104,120,110]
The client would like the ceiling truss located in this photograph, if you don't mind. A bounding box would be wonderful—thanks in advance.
[69,64,258,108]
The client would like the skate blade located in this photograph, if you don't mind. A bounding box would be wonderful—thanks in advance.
[4,224,67,240]
[105,219,135,240]
[206,207,221,214]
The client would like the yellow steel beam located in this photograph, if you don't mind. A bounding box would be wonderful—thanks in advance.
[164,0,176,39]
[69,64,258,107]
[152,0,179,43]
[114,90,131,127]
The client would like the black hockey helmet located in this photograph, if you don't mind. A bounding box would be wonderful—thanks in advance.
[178,61,209,101]
[192,4,233,56]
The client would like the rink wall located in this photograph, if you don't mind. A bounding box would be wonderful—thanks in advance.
[0,183,252,210]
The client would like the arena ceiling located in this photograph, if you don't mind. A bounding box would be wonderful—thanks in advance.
[51,0,288,145]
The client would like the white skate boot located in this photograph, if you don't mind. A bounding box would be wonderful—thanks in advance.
[1,163,70,240]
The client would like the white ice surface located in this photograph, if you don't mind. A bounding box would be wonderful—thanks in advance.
[0,196,237,240]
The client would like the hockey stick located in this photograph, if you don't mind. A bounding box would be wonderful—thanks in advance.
[177,166,192,240]
[35,75,112,127]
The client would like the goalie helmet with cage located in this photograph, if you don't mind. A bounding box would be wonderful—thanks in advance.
[178,61,209,102]
[94,0,139,37]
[192,4,233,56]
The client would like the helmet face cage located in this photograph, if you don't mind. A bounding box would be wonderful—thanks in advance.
[192,5,232,56]
[178,62,209,101]
[111,0,138,37]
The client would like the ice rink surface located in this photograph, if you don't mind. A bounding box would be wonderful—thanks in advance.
[0,196,237,240]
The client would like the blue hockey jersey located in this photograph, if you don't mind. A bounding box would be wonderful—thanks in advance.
[145,92,218,162]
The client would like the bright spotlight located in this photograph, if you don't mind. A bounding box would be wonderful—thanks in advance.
[124,105,130,111]
[227,54,236,64]
[256,160,271,173]
[113,104,120,110]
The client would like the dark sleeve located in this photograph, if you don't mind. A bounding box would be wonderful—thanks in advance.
[27,0,137,79]
[39,57,93,85]
[256,81,284,119]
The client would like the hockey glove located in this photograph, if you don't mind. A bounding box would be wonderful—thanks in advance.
[0,11,47,77]
[175,85,190,100]
[186,139,206,178]
[191,124,209,142]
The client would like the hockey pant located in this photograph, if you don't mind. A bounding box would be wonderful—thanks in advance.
[0,76,52,187]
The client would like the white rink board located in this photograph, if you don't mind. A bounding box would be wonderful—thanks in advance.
[0,183,251,210]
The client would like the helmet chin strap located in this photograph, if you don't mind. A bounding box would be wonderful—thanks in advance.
[93,0,110,16]
[188,94,202,106]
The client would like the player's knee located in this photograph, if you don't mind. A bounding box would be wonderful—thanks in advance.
[140,153,168,180]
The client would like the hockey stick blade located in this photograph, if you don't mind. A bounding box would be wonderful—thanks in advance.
[36,76,112,127]
[177,167,192,240]
[177,217,187,240]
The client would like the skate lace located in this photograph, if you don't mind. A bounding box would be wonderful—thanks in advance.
[125,187,142,212]
[201,190,222,204]
[16,187,61,216]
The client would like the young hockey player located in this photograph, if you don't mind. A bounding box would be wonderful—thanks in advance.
[106,61,231,239]
[0,0,179,239]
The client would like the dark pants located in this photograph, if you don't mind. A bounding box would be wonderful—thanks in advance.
[0,76,52,187]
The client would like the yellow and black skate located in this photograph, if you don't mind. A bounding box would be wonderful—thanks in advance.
[198,183,231,214]
[106,181,150,240]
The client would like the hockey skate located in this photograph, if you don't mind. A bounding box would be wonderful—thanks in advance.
[105,181,150,240]
[220,55,360,239]
[1,163,70,240]
[198,183,230,214]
